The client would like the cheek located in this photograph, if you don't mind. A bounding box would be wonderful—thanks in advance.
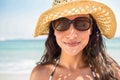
[82,35,90,46]
[79,29,91,39]
[54,30,62,38]
[54,30,64,44]
[79,30,91,46]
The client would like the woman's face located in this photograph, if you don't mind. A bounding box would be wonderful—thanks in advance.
[54,14,92,56]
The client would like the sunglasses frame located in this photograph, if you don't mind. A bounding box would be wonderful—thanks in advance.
[52,16,92,31]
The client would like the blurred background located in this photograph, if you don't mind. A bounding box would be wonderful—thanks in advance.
[0,0,120,80]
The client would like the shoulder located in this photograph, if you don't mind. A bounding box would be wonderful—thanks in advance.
[111,62,120,79]
[30,64,54,80]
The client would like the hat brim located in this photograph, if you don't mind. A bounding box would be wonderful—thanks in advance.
[34,1,116,39]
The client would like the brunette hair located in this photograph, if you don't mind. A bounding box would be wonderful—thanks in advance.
[38,14,120,80]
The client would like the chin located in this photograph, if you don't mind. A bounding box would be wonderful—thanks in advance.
[64,49,82,56]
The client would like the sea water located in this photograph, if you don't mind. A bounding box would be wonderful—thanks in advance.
[0,38,120,74]
[0,39,45,74]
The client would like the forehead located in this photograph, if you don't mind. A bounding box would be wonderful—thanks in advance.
[65,14,90,20]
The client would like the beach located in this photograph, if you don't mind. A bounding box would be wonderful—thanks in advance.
[0,39,44,80]
[0,38,120,80]
[0,73,30,80]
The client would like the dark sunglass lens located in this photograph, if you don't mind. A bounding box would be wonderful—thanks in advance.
[75,21,90,31]
[52,17,91,31]
[53,18,70,31]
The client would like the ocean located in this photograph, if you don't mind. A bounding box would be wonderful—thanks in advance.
[0,37,120,74]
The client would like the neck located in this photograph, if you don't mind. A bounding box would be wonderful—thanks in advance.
[59,51,87,71]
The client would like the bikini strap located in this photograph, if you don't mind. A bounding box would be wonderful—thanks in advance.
[49,59,59,80]
[49,60,97,80]
[89,64,98,80]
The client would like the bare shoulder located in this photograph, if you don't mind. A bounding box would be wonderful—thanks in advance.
[111,62,120,79]
[30,64,53,80]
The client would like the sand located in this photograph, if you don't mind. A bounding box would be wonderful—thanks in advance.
[0,73,30,80]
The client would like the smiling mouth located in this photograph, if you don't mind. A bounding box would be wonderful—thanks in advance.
[64,42,81,47]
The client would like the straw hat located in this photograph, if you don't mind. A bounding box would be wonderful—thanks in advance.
[34,0,116,39]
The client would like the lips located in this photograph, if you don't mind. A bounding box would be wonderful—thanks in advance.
[64,41,81,47]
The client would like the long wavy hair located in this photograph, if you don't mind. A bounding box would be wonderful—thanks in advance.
[38,14,120,80]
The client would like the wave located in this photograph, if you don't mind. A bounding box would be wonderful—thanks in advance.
[0,60,36,74]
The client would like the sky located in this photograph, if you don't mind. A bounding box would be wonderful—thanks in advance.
[0,0,120,40]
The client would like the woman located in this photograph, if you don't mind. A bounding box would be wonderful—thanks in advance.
[30,0,120,80]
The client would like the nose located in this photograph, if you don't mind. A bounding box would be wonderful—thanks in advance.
[65,24,78,39]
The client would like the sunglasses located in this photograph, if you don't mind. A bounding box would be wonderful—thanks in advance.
[52,17,92,31]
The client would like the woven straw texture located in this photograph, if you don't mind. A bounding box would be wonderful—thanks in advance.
[34,0,116,39]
